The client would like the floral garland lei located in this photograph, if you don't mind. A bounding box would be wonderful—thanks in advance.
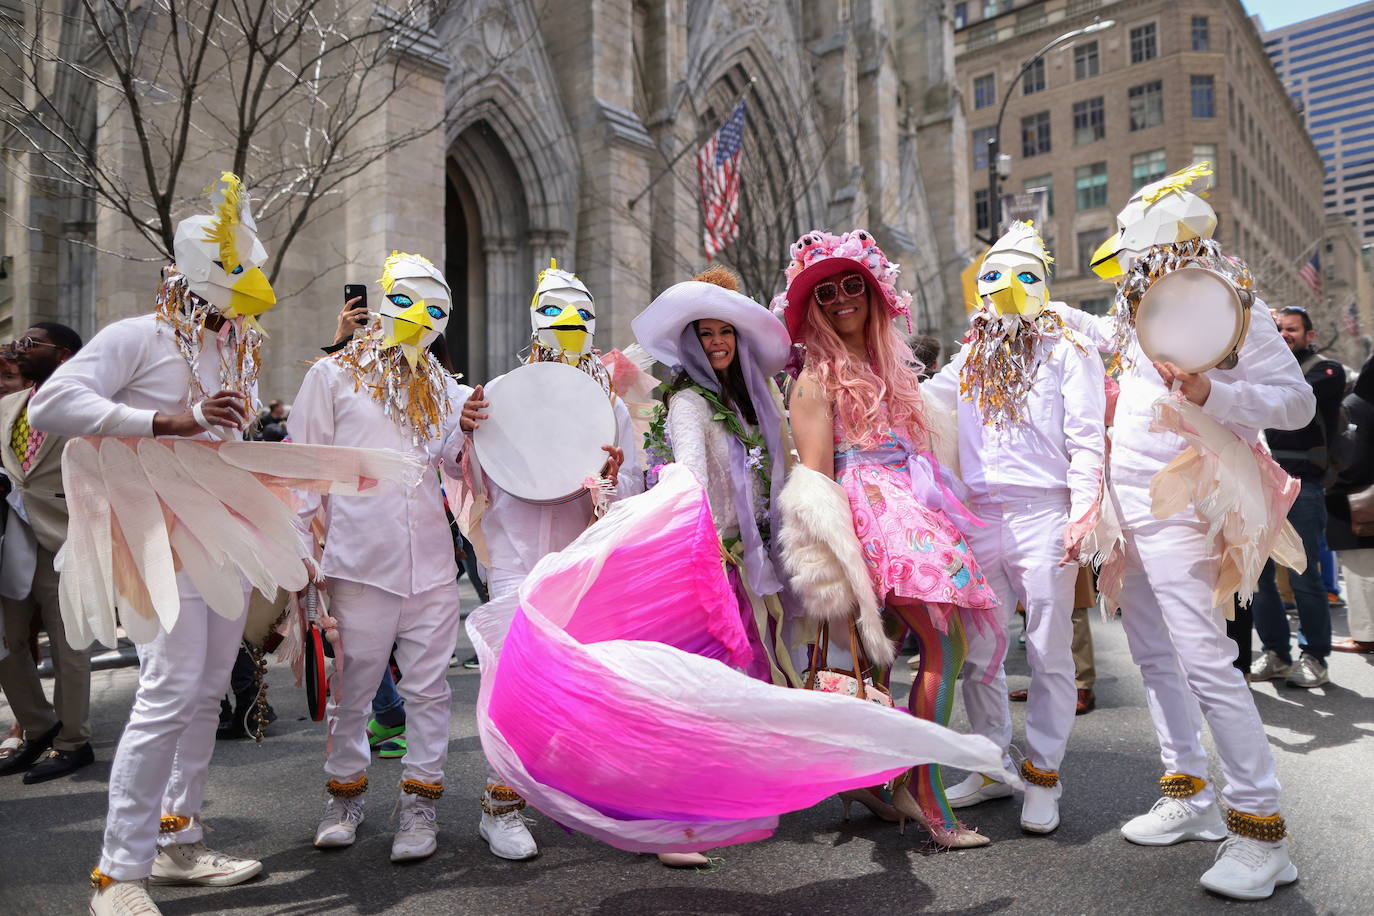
[644,383,772,511]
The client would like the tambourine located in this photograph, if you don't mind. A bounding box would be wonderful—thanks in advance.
[472,361,618,504]
[1136,265,1254,374]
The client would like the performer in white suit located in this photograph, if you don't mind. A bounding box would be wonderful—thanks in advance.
[921,222,1106,835]
[290,251,469,863]
[31,173,275,916]
[1064,164,1313,901]
[458,260,642,860]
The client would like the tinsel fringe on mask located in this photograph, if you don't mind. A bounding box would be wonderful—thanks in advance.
[332,330,453,445]
[154,271,263,406]
[959,309,1077,428]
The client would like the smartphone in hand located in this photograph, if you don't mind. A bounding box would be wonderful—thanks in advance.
[343,284,368,324]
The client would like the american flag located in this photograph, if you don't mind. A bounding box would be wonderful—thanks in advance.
[1341,300,1361,337]
[697,101,747,260]
[1298,251,1323,299]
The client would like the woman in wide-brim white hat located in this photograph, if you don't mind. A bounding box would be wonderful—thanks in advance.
[634,266,800,672]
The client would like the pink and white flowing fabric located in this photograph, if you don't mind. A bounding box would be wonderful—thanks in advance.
[466,464,1017,854]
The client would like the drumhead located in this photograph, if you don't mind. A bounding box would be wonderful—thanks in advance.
[473,361,618,504]
[1136,266,1247,374]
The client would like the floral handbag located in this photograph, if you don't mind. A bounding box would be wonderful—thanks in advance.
[804,620,894,707]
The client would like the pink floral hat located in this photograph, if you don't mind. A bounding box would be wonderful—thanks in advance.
[772,229,914,343]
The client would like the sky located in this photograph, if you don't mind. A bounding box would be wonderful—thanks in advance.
[1243,0,1367,31]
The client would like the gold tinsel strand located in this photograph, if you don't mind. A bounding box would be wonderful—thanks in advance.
[959,309,1077,429]
[154,271,263,406]
[330,324,454,446]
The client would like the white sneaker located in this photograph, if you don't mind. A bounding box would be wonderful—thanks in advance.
[1249,650,1292,681]
[1020,783,1061,834]
[1199,836,1298,900]
[945,772,1013,809]
[1286,654,1329,688]
[314,795,366,848]
[479,809,538,860]
[391,792,438,862]
[149,841,262,886]
[1121,796,1226,846]
[89,878,162,915]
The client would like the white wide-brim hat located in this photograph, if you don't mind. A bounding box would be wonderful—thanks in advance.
[633,281,792,376]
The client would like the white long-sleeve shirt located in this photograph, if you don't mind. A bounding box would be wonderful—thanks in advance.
[30,313,243,440]
[1056,297,1314,479]
[462,371,643,580]
[289,356,469,598]
[922,314,1107,522]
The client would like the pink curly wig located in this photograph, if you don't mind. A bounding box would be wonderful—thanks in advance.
[802,292,930,451]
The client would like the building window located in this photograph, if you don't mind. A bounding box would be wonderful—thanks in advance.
[1021,111,1051,157]
[1077,230,1104,275]
[973,74,996,109]
[1192,16,1209,51]
[1131,149,1168,189]
[972,126,996,171]
[1073,97,1105,145]
[975,188,990,233]
[1024,58,1046,95]
[1024,174,1054,216]
[1191,75,1215,118]
[981,0,999,18]
[1074,41,1099,80]
[1080,296,1112,315]
[954,2,967,29]
[1129,81,1164,131]
[1075,162,1109,209]
[1130,23,1158,64]
[1191,143,1217,191]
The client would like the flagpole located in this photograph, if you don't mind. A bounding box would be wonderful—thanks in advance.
[627,78,756,211]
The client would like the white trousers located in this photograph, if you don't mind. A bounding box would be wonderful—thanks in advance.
[961,496,1078,773]
[100,574,247,880]
[324,578,461,785]
[1113,476,1281,815]
[1340,549,1374,642]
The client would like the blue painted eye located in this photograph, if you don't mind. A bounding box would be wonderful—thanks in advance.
[577,309,594,321]
[1017,271,1041,284]
[231,264,244,275]
[979,270,1002,283]
[426,305,445,320]
[537,304,562,317]
[388,294,414,307]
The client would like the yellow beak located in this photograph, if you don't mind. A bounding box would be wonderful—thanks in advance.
[1090,235,1124,280]
[548,303,589,354]
[985,274,1031,316]
[383,301,435,349]
[227,267,277,317]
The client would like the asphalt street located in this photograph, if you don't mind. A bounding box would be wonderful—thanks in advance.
[2,588,1372,916]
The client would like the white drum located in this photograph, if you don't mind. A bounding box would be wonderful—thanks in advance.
[1136,265,1251,374]
[473,361,617,504]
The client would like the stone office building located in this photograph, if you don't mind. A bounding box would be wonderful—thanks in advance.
[2,0,978,400]
[955,0,1326,317]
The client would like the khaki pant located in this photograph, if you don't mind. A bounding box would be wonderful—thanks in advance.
[1072,568,1095,690]
[0,546,91,750]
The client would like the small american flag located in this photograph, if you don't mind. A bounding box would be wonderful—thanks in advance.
[1341,300,1361,337]
[697,101,747,260]
[1298,251,1323,300]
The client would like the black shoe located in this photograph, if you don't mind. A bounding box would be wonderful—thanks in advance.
[217,697,246,740]
[0,721,61,776]
[461,654,480,670]
[23,743,95,784]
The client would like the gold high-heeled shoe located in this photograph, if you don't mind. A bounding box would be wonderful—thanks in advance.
[890,783,991,848]
[838,787,901,822]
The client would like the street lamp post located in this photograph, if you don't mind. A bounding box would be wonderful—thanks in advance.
[981,18,1114,244]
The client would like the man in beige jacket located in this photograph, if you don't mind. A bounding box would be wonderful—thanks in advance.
[0,322,91,783]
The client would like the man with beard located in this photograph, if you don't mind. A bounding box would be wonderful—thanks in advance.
[920,221,1106,835]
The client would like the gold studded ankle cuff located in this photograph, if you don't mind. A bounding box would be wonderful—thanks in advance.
[90,868,113,890]
[1159,773,1206,798]
[482,783,526,816]
[159,814,192,834]
[401,778,443,799]
[1226,809,1286,842]
[326,774,368,798]
[1020,760,1059,788]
